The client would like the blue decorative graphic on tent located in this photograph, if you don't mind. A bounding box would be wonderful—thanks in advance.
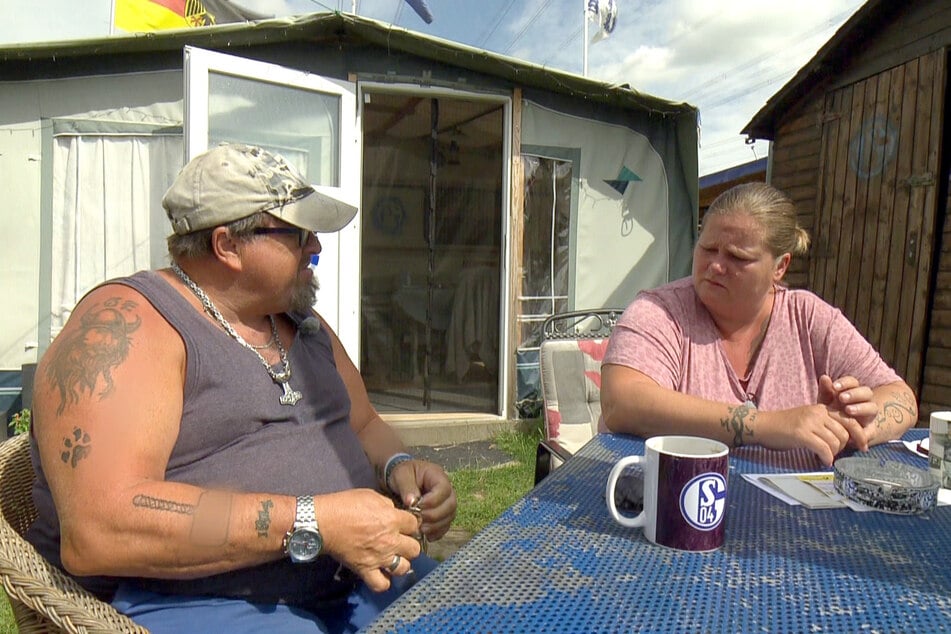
[605,165,642,195]
[372,196,406,237]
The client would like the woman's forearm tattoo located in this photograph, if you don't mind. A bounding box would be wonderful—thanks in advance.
[876,390,916,430]
[46,297,141,415]
[721,403,756,446]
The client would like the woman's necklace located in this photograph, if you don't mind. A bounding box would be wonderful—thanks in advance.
[171,263,302,406]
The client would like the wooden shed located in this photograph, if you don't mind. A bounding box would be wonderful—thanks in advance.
[743,0,951,421]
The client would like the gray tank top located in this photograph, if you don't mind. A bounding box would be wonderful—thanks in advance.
[29,270,376,607]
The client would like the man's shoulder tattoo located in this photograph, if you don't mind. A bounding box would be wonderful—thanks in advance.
[46,297,141,415]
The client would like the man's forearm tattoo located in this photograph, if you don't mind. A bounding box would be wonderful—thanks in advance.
[876,390,916,430]
[132,491,234,546]
[46,297,141,415]
[721,403,756,446]
[255,500,274,538]
[133,494,195,516]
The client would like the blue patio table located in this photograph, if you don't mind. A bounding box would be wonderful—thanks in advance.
[362,429,951,633]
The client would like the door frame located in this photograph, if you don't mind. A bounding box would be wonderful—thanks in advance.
[358,81,513,416]
[182,46,362,357]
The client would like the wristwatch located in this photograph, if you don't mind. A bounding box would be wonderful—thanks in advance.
[283,495,322,563]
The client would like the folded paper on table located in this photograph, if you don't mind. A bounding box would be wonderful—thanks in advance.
[743,471,951,510]
[742,472,868,510]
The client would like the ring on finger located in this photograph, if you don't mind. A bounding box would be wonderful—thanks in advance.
[385,554,401,573]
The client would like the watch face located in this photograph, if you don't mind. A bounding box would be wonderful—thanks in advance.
[288,527,322,562]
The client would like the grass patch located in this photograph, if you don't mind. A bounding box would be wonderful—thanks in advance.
[0,588,15,634]
[448,419,542,534]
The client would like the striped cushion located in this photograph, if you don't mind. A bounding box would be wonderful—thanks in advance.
[540,338,608,454]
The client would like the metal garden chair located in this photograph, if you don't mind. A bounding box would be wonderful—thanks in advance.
[534,309,621,485]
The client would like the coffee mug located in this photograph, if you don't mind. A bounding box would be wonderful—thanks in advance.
[606,435,729,552]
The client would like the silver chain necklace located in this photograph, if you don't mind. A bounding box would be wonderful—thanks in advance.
[171,263,302,406]
[248,332,275,350]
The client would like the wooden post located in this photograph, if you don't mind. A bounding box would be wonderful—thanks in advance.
[507,88,524,421]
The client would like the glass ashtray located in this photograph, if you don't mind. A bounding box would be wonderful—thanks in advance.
[833,456,940,514]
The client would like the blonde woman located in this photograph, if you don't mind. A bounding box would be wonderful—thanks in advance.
[601,183,916,466]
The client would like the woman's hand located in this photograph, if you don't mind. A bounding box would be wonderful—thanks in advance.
[754,374,880,465]
[755,404,866,467]
[819,374,876,451]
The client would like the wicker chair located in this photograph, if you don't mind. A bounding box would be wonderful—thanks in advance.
[0,433,148,633]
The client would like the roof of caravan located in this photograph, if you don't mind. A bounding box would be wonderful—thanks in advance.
[0,11,696,120]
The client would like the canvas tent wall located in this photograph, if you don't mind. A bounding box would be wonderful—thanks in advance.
[0,12,697,423]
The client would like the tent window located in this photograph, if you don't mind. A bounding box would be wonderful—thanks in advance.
[515,154,572,416]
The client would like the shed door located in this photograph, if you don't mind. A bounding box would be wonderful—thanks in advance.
[183,46,361,357]
[812,50,946,395]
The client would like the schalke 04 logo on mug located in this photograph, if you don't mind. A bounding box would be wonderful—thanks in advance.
[679,472,727,530]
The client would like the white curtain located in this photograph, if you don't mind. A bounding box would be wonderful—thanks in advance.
[50,134,183,336]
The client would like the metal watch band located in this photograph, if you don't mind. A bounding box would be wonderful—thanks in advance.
[285,495,322,563]
[295,495,316,526]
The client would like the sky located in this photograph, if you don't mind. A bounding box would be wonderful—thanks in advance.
[0,0,866,176]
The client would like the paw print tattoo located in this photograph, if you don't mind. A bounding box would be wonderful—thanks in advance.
[61,427,92,468]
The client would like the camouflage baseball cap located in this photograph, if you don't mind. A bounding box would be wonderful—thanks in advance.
[163,143,357,235]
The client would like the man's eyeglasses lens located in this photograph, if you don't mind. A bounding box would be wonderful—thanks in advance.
[253,227,312,248]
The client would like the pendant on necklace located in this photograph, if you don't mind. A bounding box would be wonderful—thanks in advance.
[279,381,303,406]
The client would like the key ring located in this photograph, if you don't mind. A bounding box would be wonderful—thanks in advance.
[407,496,428,554]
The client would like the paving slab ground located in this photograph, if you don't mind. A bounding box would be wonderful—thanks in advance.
[426,527,473,561]
[409,439,517,472]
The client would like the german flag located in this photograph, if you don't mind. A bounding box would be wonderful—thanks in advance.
[114,0,266,32]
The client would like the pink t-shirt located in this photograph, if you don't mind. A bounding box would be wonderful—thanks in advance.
[603,277,901,410]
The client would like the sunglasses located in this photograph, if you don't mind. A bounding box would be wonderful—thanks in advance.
[252,227,314,248]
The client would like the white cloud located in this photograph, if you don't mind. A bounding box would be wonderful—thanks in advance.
[235,0,299,17]
[577,0,865,174]
[615,45,673,79]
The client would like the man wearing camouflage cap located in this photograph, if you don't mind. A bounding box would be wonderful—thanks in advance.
[28,143,456,632]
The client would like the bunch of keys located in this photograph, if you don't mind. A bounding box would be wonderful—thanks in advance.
[407,496,429,555]
[401,496,428,587]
